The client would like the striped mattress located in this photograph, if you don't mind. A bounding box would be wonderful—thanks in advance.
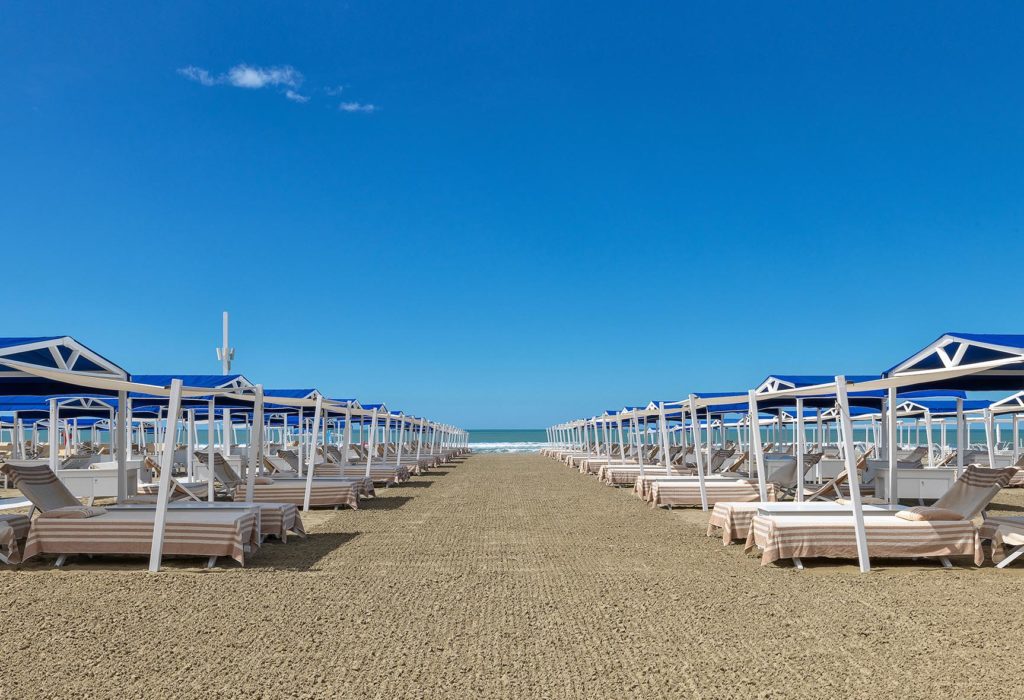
[744,513,981,566]
[232,481,361,509]
[24,509,260,566]
[648,479,776,508]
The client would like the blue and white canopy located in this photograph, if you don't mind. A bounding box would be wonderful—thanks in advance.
[885,333,1024,390]
[0,337,128,395]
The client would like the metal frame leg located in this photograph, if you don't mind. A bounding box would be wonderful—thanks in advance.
[997,547,1024,569]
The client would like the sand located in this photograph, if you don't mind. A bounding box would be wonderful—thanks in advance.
[3,452,1024,698]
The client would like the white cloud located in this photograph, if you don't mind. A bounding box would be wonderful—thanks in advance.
[339,101,377,113]
[177,65,218,87]
[227,64,302,89]
[178,64,374,111]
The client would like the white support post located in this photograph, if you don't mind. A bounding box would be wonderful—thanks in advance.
[658,403,671,475]
[116,390,128,502]
[149,378,184,573]
[985,408,996,469]
[247,386,264,502]
[396,416,406,467]
[207,398,216,502]
[924,409,935,469]
[223,408,233,457]
[747,391,768,502]
[956,398,965,474]
[48,398,59,474]
[302,395,324,511]
[795,398,806,502]
[836,375,870,574]
[1014,414,1020,465]
[186,410,195,479]
[365,409,379,479]
[887,387,898,506]
[689,395,709,511]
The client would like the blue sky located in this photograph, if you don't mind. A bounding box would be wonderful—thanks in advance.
[3,2,1024,428]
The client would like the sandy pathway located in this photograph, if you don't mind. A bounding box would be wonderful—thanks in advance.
[3,452,1024,698]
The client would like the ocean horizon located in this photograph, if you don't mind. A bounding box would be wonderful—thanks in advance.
[467,428,549,453]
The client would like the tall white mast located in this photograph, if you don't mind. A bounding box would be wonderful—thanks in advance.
[216,311,235,375]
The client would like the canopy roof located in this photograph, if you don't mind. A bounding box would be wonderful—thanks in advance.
[0,337,128,395]
[885,333,1024,390]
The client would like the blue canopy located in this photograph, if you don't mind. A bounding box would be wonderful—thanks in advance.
[884,333,1024,391]
[0,336,128,396]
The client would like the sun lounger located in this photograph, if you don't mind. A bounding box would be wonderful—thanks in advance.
[648,477,777,508]
[111,501,304,543]
[231,480,361,509]
[744,465,1017,568]
[23,507,260,567]
[1,461,262,567]
[708,501,906,544]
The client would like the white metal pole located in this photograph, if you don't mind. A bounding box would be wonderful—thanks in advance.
[747,391,768,502]
[795,398,806,502]
[836,376,870,574]
[689,395,708,511]
[302,395,324,511]
[149,378,183,573]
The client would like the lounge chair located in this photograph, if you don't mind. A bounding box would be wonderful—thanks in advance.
[0,461,260,568]
[744,465,1017,568]
[198,451,365,509]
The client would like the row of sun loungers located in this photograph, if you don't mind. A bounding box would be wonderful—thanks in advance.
[0,442,470,568]
[547,440,1024,568]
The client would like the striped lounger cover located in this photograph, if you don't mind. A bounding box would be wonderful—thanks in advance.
[744,514,982,566]
[707,503,760,544]
[232,481,361,509]
[23,509,260,566]
[649,480,776,508]
[0,513,31,563]
[337,466,409,484]
[251,503,304,541]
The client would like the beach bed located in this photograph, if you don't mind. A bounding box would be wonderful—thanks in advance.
[708,501,906,544]
[743,510,981,567]
[24,507,260,567]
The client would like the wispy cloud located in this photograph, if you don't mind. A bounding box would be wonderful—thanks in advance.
[178,63,377,113]
[339,102,377,113]
[177,65,217,87]
[227,64,302,89]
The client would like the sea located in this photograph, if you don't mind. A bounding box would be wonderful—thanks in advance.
[468,429,549,453]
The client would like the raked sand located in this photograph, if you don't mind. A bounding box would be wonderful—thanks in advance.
[4,452,1024,698]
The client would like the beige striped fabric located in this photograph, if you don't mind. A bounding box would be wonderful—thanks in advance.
[333,465,410,485]
[251,503,304,541]
[0,513,30,564]
[979,515,1024,542]
[23,509,260,566]
[988,522,1024,562]
[744,514,982,566]
[232,481,360,509]
[649,480,776,508]
[0,461,81,511]
[707,503,760,544]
